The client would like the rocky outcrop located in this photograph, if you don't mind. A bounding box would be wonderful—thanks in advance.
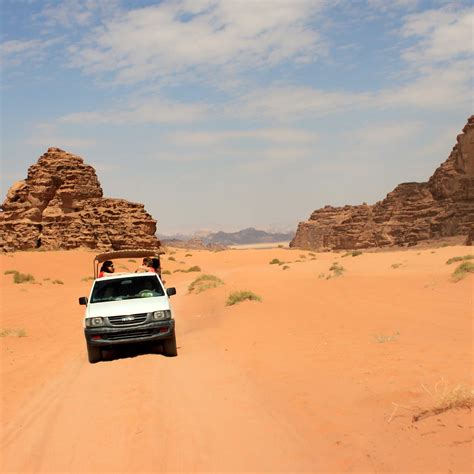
[0,148,160,251]
[290,116,474,250]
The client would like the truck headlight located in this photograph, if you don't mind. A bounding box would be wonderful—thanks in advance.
[150,310,171,320]
[86,317,105,327]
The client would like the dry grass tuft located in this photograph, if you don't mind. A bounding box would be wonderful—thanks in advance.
[4,270,36,284]
[0,327,27,337]
[188,274,224,294]
[452,261,474,282]
[446,254,474,265]
[329,263,345,277]
[226,290,262,306]
[413,381,474,422]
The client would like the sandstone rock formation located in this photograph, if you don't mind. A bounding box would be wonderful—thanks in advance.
[0,148,160,252]
[290,116,474,250]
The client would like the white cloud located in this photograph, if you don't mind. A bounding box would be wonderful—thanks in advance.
[347,121,423,148]
[165,128,318,147]
[400,7,473,64]
[58,96,210,125]
[0,38,56,66]
[378,59,471,108]
[39,0,120,28]
[68,0,327,84]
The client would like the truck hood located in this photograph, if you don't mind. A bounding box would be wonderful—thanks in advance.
[86,297,171,318]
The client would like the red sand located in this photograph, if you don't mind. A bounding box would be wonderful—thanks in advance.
[1,246,473,472]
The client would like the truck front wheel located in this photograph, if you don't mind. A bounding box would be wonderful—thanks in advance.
[163,333,178,357]
[87,343,102,363]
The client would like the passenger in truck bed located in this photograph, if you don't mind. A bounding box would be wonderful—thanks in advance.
[98,260,115,278]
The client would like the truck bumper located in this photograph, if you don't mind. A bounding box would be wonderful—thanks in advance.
[84,320,175,346]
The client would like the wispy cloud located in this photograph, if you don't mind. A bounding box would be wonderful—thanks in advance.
[68,0,327,85]
[0,38,57,67]
[58,96,210,125]
[400,6,473,64]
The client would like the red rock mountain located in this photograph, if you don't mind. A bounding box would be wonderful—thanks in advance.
[290,116,474,250]
[0,148,160,251]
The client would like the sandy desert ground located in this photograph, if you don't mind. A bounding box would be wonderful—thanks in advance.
[0,245,473,473]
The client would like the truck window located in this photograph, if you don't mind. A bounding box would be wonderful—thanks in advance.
[90,276,165,303]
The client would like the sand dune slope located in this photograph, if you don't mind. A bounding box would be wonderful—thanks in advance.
[1,247,473,472]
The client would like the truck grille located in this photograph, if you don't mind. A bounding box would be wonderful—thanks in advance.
[106,329,154,341]
[108,313,148,327]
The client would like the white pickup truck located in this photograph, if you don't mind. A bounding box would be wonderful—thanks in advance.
[79,250,177,363]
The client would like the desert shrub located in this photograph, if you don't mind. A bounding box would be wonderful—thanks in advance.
[4,270,17,275]
[226,290,262,306]
[318,273,325,279]
[309,252,316,256]
[413,381,474,422]
[452,261,474,282]
[446,254,474,265]
[329,263,345,277]
[0,327,26,337]
[81,276,94,281]
[277,244,284,248]
[351,250,363,257]
[187,265,201,272]
[185,253,192,257]
[173,266,201,274]
[52,279,64,285]
[162,270,171,275]
[282,265,290,270]
[391,263,402,269]
[128,259,136,263]
[12,272,35,284]
[374,331,399,343]
[299,254,307,258]
[168,256,176,261]
[269,258,283,265]
[188,274,224,293]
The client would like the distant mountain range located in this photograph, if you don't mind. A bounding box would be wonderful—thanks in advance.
[159,227,294,245]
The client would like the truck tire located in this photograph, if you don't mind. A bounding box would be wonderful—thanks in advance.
[87,343,102,363]
[163,333,178,357]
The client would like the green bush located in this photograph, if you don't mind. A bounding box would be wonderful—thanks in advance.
[226,290,262,306]
[188,274,224,294]
[446,255,474,265]
[128,259,136,263]
[162,270,171,275]
[452,262,474,282]
[269,258,283,265]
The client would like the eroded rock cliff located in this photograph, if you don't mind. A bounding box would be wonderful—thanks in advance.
[290,116,474,250]
[0,148,160,251]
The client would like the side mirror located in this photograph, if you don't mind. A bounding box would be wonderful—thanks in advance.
[79,296,88,306]
[166,287,176,297]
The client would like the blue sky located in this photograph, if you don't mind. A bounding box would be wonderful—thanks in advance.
[1,0,472,234]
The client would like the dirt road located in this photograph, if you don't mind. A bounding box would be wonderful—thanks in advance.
[1,247,473,472]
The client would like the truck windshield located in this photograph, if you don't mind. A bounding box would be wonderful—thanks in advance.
[90,275,165,303]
